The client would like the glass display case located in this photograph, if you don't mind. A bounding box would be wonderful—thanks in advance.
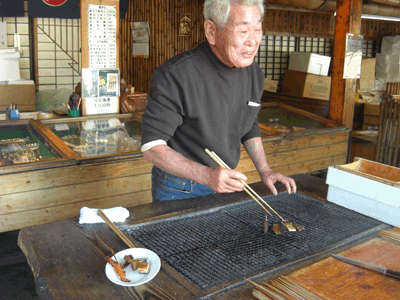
[42,115,142,157]
[257,103,343,137]
[0,121,59,166]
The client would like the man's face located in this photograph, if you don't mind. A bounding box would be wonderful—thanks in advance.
[213,4,263,68]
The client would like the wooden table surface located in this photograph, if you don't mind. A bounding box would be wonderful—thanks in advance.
[18,174,400,300]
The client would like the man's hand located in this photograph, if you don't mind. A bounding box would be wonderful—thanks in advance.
[261,169,297,196]
[205,167,247,193]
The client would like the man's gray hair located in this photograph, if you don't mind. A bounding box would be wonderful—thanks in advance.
[204,0,264,30]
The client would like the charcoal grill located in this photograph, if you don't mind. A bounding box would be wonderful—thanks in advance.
[126,192,388,297]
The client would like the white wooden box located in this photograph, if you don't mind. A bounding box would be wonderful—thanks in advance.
[326,158,400,227]
[0,48,20,81]
[288,52,331,76]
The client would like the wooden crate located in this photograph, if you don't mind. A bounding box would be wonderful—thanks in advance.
[127,92,147,112]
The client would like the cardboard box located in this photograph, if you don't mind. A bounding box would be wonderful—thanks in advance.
[0,84,36,111]
[375,53,400,82]
[362,123,378,131]
[363,103,381,128]
[364,115,380,125]
[357,91,383,104]
[282,70,331,101]
[364,103,380,116]
[326,158,400,227]
[288,52,331,76]
[381,35,400,55]
[264,78,278,92]
[358,58,376,90]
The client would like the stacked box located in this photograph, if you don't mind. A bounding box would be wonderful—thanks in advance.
[282,52,332,101]
[281,70,331,101]
[358,58,376,90]
[0,81,36,111]
[264,78,278,92]
[0,48,20,82]
[326,158,400,227]
[288,52,331,76]
[381,35,400,55]
[375,53,400,82]
[362,103,380,130]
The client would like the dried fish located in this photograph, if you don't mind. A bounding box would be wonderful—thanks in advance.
[292,223,305,232]
[281,220,296,232]
[136,258,147,263]
[131,259,140,271]
[122,255,134,268]
[271,224,285,235]
[262,216,268,234]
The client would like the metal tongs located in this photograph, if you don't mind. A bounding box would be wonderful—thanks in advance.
[205,149,303,233]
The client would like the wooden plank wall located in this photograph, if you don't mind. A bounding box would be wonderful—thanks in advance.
[119,0,206,93]
[119,3,400,94]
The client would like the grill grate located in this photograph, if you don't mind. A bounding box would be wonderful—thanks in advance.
[126,192,383,289]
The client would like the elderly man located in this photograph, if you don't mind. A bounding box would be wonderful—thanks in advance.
[141,0,296,202]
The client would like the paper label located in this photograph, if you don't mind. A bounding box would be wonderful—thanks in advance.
[54,123,69,131]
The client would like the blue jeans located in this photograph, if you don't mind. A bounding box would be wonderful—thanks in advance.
[151,166,215,202]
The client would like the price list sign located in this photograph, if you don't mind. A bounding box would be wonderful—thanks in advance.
[88,4,117,68]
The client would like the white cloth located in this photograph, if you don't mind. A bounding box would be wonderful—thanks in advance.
[79,206,130,224]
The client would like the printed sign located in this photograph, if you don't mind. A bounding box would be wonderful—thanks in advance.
[82,68,120,115]
[88,4,117,68]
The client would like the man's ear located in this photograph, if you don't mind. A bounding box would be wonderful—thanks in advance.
[204,20,217,45]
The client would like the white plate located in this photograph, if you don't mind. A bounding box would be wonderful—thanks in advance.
[105,248,161,286]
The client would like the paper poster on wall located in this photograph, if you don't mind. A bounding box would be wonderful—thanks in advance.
[88,4,117,68]
[81,98,119,115]
[81,68,120,115]
[82,68,120,98]
[131,22,150,58]
[343,33,363,79]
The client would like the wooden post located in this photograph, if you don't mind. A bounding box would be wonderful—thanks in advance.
[80,0,120,115]
[329,0,362,128]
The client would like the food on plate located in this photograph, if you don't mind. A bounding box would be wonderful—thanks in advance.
[138,262,150,274]
[122,255,134,268]
[106,256,131,282]
[131,259,140,271]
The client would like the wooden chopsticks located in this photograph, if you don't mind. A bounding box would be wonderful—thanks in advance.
[97,209,136,248]
[205,149,284,221]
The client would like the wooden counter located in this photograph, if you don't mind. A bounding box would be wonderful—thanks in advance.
[18,174,399,300]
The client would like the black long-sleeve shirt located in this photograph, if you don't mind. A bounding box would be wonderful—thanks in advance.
[141,42,264,169]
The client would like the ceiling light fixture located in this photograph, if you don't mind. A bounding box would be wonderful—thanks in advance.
[361,14,400,22]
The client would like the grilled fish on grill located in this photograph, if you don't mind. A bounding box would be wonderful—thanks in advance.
[262,215,268,233]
